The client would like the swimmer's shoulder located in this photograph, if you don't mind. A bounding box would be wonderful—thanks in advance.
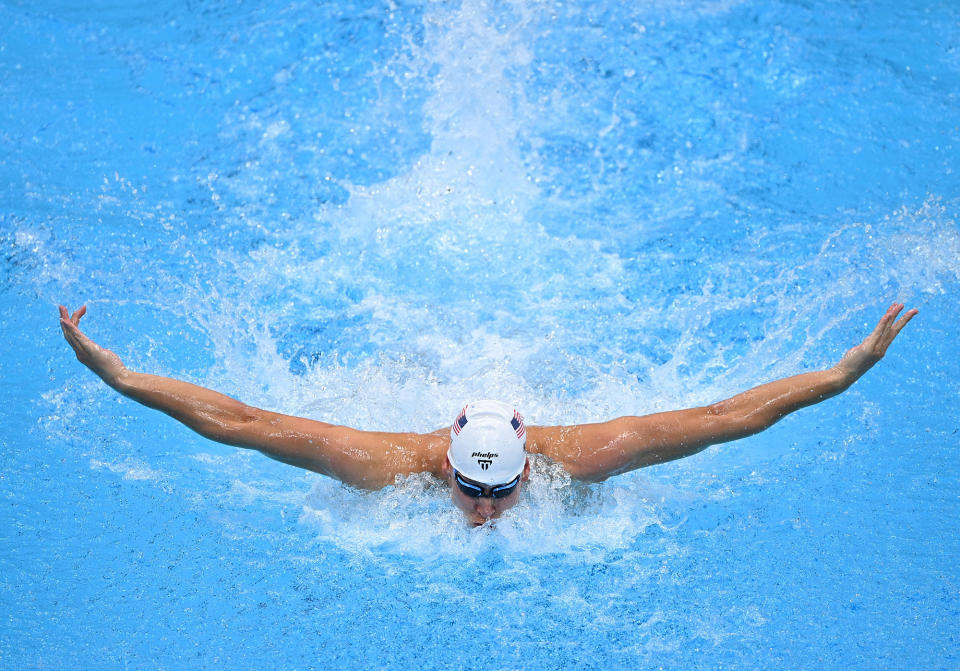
[525,422,622,481]
[525,424,579,458]
[411,427,452,478]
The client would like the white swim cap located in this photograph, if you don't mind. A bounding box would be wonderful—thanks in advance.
[448,400,527,485]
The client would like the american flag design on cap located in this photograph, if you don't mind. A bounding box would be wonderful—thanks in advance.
[452,405,468,436]
[510,410,525,439]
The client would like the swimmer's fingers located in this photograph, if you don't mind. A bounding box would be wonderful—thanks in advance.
[58,304,86,328]
[59,310,95,360]
[870,302,902,338]
[70,305,87,326]
[887,306,918,346]
[834,302,917,380]
[58,305,125,380]
[861,303,901,356]
[59,305,79,343]
[871,303,918,356]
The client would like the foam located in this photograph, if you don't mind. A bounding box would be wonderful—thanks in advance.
[89,457,164,482]
[296,453,671,559]
[122,193,956,558]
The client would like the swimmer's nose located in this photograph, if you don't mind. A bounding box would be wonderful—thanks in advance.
[475,497,496,518]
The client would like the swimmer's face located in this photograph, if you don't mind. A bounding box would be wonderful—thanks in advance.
[443,456,531,527]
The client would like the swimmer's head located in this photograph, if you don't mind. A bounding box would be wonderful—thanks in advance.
[444,400,530,526]
[448,400,527,484]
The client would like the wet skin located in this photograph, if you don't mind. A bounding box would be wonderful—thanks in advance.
[59,303,918,527]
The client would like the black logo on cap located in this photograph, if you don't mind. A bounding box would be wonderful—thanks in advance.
[472,451,497,471]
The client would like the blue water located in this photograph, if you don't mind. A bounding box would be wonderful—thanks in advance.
[2,0,958,668]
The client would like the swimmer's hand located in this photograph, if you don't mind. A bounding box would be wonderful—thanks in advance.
[59,305,128,387]
[833,302,917,384]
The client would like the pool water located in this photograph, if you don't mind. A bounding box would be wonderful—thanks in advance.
[2,0,958,668]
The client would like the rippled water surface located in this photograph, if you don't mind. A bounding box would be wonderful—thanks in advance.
[2,0,958,668]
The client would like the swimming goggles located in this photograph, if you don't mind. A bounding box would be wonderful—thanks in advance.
[454,471,521,499]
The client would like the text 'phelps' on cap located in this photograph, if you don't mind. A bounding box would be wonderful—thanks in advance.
[448,400,526,485]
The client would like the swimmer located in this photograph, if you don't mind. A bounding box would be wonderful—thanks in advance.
[58,302,917,526]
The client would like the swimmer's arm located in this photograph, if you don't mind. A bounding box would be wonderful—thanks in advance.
[530,303,917,481]
[58,305,443,489]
